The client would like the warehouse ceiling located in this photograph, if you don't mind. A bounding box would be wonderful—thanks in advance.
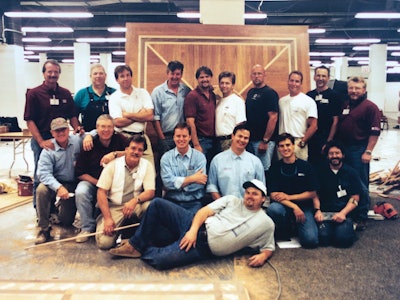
[1,0,400,67]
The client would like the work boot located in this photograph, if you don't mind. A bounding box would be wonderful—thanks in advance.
[35,228,52,245]
[109,242,141,258]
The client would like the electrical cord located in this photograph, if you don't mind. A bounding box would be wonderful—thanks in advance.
[267,260,282,300]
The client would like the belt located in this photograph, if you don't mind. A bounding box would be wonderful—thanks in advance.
[216,135,231,141]
[122,130,144,136]
[197,224,213,257]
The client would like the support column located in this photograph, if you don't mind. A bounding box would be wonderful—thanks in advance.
[99,53,113,85]
[368,44,387,109]
[0,0,25,124]
[74,42,90,92]
[200,0,244,25]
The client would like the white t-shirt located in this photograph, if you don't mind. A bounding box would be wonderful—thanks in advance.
[109,86,154,133]
[278,92,318,138]
[215,94,246,136]
[205,195,275,256]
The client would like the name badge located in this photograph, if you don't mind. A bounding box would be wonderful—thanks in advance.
[50,98,60,105]
[315,94,323,101]
[321,99,329,104]
[342,108,350,115]
[105,95,110,100]
[337,185,347,198]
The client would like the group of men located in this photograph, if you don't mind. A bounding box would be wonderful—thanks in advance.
[23,58,381,270]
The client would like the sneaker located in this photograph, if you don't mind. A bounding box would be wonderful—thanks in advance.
[35,228,52,245]
[109,242,141,258]
[75,231,92,243]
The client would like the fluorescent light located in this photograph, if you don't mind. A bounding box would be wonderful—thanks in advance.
[108,27,126,33]
[355,12,400,19]
[177,12,267,19]
[76,37,126,43]
[387,61,400,67]
[354,45,400,51]
[309,60,322,65]
[316,38,381,44]
[5,12,93,18]
[24,55,40,59]
[25,46,74,51]
[387,67,400,73]
[244,13,267,19]
[391,52,400,56]
[309,52,345,56]
[22,27,73,33]
[347,57,369,61]
[24,50,34,55]
[112,51,126,55]
[177,12,201,18]
[62,58,99,63]
[22,37,51,42]
[358,61,369,65]
[308,28,326,34]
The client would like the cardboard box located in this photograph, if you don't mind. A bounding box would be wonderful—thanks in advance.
[0,125,9,134]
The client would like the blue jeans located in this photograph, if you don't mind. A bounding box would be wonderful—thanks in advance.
[129,198,211,270]
[267,202,318,248]
[344,144,370,221]
[75,181,97,232]
[247,140,275,171]
[31,132,52,208]
[318,218,355,248]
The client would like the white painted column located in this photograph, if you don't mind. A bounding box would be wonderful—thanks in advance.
[200,0,244,25]
[0,44,25,124]
[368,44,387,110]
[38,52,47,72]
[73,42,90,92]
[99,52,113,84]
[333,57,348,81]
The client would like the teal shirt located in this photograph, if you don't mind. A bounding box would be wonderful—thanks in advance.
[74,85,116,113]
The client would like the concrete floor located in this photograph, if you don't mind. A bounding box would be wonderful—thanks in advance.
[0,119,399,299]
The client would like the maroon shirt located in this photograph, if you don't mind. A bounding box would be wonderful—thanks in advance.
[338,98,381,144]
[184,86,216,137]
[24,82,77,134]
[75,133,128,179]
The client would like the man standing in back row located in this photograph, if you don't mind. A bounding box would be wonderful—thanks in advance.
[337,76,381,228]
[306,66,343,167]
[279,71,318,161]
[246,64,279,173]
[108,65,155,165]
[74,63,116,131]
[24,59,82,208]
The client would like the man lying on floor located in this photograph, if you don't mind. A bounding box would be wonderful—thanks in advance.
[109,179,275,270]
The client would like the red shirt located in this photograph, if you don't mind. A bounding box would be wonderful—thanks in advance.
[24,82,77,134]
[184,86,216,137]
[338,98,381,144]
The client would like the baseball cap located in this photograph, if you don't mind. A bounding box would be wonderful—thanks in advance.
[50,117,69,131]
[243,179,267,196]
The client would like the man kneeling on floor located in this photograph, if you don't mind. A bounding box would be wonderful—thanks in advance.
[96,134,155,250]
[109,179,275,270]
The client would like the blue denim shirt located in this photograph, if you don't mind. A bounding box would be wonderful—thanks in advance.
[161,147,206,201]
[151,81,191,133]
[37,134,83,192]
[207,149,265,198]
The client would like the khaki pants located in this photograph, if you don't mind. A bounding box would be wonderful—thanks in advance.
[96,201,149,250]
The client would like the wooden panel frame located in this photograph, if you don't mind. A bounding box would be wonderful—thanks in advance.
[125,23,310,99]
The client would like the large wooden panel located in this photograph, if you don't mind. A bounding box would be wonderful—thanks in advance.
[125,23,310,99]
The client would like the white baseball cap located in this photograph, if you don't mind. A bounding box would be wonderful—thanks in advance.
[242,179,267,196]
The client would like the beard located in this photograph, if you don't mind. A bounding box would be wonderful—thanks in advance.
[329,157,342,167]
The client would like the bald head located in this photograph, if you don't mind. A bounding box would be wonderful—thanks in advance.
[250,64,266,88]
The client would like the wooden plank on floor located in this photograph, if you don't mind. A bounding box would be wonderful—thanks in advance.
[0,192,32,213]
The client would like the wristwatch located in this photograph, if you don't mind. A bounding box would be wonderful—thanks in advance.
[299,140,306,148]
[263,138,269,144]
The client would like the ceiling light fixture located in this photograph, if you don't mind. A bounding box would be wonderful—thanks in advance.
[177,12,267,19]
[25,46,74,51]
[353,45,400,51]
[391,52,400,56]
[76,37,126,43]
[22,27,74,33]
[309,52,345,56]
[22,37,51,42]
[112,51,126,55]
[107,27,127,33]
[5,12,93,18]
[308,28,326,34]
[355,12,400,19]
[316,38,381,44]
